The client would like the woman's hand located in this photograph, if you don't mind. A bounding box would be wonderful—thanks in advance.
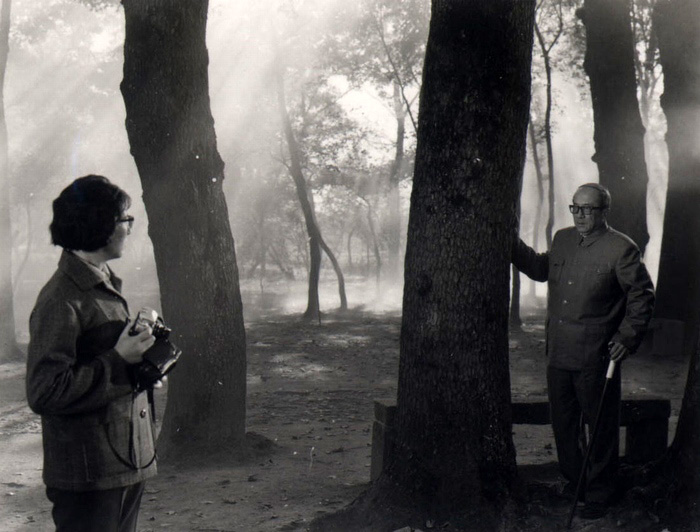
[114,321,155,364]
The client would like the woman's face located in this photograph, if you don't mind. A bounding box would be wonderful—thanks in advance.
[104,212,133,260]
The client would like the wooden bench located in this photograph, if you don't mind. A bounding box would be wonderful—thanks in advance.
[371,397,670,481]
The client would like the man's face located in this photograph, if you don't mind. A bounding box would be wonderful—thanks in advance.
[571,187,607,237]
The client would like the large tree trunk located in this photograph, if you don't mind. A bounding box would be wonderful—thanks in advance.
[275,69,347,319]
[655,0,700,503]
[630,1,700,523]
[387,0,535,517]
[0,0,18,362]
[653,0,700,356]
[578,0,650,253]
[121,0,247,456]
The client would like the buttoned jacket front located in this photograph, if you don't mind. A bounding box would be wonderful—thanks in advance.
[26,250,157,491]
[513,226,655,370]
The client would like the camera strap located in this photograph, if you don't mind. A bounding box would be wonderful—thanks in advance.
[147,387,156,423]
[105,392,157,471]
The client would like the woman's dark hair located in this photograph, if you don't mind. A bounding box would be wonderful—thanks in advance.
[50,175,131,252]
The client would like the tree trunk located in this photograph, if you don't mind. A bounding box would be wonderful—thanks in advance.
[0,0,18,362]
[629,1,700,521]
[387,80,405,278]
[388,0,535,516]
[528,116,544,298]
[365,200,382,286]
[510,265,522,328]
[121,0,247,457]
[346,225,355,269]
[667,335,700,503]
[511,170,525,329]
[578,0,650,253]
[534,23,557,250]
[13,200,32,298]
[653,0,700,356]
[528,117,545,253]
[275,69,347,318]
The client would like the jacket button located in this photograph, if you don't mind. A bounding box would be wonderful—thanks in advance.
[140,409,147,418]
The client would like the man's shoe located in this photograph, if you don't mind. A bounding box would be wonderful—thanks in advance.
[580,502,607,519]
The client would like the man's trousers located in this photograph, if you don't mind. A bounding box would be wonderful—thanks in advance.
[547,364,621,504]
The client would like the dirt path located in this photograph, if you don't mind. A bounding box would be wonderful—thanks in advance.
[0,309,688,531]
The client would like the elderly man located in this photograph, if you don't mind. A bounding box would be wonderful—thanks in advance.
[512,183,655,519]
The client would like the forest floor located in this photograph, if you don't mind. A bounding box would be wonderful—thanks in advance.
[0,284,693,531]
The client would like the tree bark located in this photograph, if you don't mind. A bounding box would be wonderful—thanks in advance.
[121,0,247,456]
[628,1,700,521]
[275,69,347,319]
[0,0,18,362]
[655,0,700,497]
[578,0,650,252]
[511,168,526,329]
[388,0,535,514]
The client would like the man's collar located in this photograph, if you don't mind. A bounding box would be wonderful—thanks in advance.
[58,250,122,292]
[578,225,609,247]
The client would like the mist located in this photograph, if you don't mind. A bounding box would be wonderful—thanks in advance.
[4,0,671,340]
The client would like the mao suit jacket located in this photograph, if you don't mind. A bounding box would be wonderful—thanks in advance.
[512,226,655,370]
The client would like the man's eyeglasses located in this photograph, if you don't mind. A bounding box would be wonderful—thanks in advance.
[117,215,135,230]
[569,205,604,216]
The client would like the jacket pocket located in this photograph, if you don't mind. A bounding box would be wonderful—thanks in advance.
[549,259,565,285]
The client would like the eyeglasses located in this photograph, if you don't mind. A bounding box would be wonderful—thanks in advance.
[569,205,604,216]
[117,215,134,229]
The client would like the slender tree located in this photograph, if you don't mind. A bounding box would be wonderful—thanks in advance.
[577,0,651,252]
[533,2,563,249]
[121,0,247,456]
[632,0,662,129]
[388,0,535,522]
[275,68,348,320]
[0,0,18,362]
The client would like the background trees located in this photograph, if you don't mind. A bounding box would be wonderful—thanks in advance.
[578,0,651,253]
[1,1,697,522]
[0,0,17,363]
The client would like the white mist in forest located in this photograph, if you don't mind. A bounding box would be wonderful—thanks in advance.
[3,0,676,340]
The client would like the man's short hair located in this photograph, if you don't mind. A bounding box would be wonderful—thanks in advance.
[577,183,611,209]
[50,175,131,252]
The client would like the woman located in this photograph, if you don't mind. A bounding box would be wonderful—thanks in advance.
[26,175,157,532]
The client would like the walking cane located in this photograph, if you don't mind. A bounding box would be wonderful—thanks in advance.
[565,358,617,529]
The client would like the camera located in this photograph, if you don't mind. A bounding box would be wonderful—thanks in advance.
[129,308,182,392]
